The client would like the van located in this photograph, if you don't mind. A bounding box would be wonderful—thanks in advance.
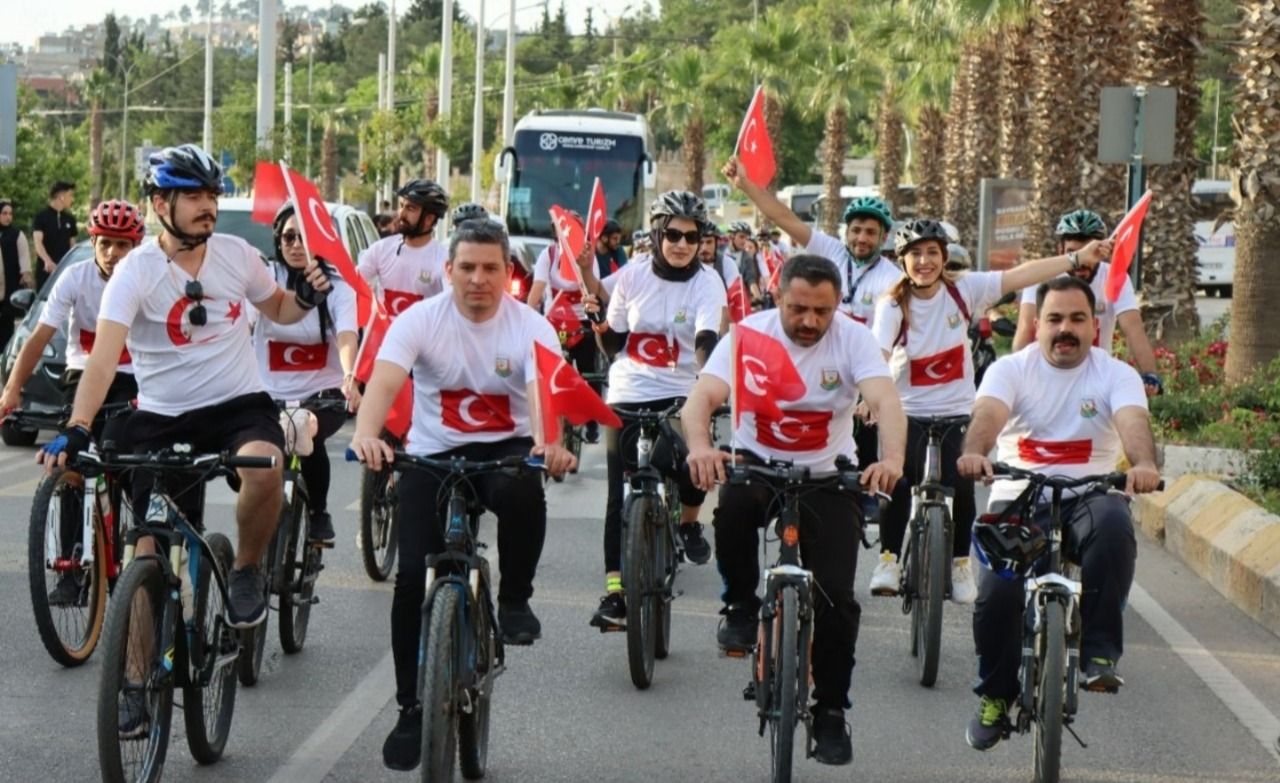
[702,183,732,212]
[1192,180,1234,298]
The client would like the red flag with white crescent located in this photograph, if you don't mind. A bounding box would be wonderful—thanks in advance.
[735,86,777,189]
[584,177,608,248]
[1105,190,1152,303]
[732,324,806,427]
[534,341,621,444]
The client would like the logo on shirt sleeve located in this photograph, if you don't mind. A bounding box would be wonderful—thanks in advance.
[908,344,965,386]
[755,409,832,452]
[1017,438,1093,465]
[440,389,515,433]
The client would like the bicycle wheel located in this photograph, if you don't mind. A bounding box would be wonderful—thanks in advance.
[28,471,107,667]
[279,487,315,654]
[184,532,239,765]
[459,583,497,780]
[915,505,947,687]
[653,516,674,661]
[1033,601,1067,783]
[419,584,461,783]
[623,494,657,689]
[238,525,278,686]
[770,588,799,783]
[559,424,582,479]
[97,556,173,783]
[360,465,399,581]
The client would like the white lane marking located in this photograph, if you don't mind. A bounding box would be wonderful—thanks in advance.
[0,475,44,497]
[264,649,396,783]
[1129,583,1280,765]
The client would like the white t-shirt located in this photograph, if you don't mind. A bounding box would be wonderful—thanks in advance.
[533,245,585,319]
[356,234,448,317]
[377,293,561,456]
[605,258,726,404]
[701,310,891,471]
[100,234,277,415]
[252,264,358,401]
[979,345,1149,504]
[871,271,1004,417]
[703,257,740,290]
[39,259,133,373]
[805,231,902,326]
[1018,263,1138,354]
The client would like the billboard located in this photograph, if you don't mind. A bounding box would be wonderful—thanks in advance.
[977,178,1032,271]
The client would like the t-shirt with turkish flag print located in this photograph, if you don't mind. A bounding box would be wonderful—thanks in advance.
[356,234,449,318]
[805,231,903,327]
[872,271,1004,417]
[252,263,358,401]
[99,234,278,415]
[605,258,726,405]
[533,245,585,320]
[1018,263,1138,354]
[978,345,1148,505]
[375,292,561,456]
[39,257,133,373]
[701,310,891,471]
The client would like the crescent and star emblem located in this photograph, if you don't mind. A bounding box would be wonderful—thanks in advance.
[769,416,802,444]
[306,197,339,243]
[550,360,575,395]
[741,355,769,396]
[457,394,494,428]
[283,346,310,366]
[923,357,955,381]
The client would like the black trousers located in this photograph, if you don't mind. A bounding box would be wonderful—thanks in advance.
[883,417,974,559]
[853,420,878,471]
[972,492,1136,700]
[299,389,347,515]
[565,321,602,397]
[603,398,705,573]
[713,457,865,710]
[0,300,20,354]
[57,372,138,557]
[391,437,546,708]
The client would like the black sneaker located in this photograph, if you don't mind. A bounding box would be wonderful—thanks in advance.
[118,688,150,740]
[382,704,423,771]
[47,572,84,607]
[225,566,268,629]
[583,421,600,444]
[679,522,712,565]
[589,592,626,629]
[498,600,541,645]
[308,511,336,546]
[1083,657,1124,693]
[965,696,1009,751]
[716,603,757,652]
[811,707,852,765]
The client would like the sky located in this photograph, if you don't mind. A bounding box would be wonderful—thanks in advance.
[4,0,649,49]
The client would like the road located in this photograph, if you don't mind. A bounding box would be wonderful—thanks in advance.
[1,421,1279,783]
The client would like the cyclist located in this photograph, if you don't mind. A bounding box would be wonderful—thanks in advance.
[251,203,361,545]
[698,222,737,333]
[867,219,1115,603]
[594,218,629,277]
[683,254,906,766]
[1012,209,1161,396]
[631,229,652,257]
[37,143,331,632]
[957,275,1160,750]
[450,201,492,229]
[357,179,450,318]
[349,218,574,771]
[581,191,726,630]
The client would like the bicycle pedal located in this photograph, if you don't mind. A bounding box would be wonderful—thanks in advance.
[1083,683,1119,695]
[310,540,335,550]
[306,596,320,605]
[596,623,625,633]
[721,647,750,659]
[742,681,756,701]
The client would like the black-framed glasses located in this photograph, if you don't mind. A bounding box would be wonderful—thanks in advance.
[662,228,701,246]
[185,280,207,327]
[280,230,303,246]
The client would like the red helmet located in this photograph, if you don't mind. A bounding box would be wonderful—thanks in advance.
[88,200,145,243]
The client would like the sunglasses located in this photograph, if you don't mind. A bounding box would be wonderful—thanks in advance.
[185,280,207,327]
[280,231,304,246]
[662,228,701,246]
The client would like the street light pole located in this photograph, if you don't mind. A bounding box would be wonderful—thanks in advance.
[119,67,131,198]
[502,0,516,146]
[436,0,454,188]
[203,7,213,151]
[305,19,315,177]
[256,0,279,152]
[471,0,486,202]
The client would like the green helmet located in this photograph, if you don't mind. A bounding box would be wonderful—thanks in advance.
[1055,209,1107,240]
[842,196,894,230]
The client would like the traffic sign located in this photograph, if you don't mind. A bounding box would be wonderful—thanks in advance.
[1097,86,1177,165]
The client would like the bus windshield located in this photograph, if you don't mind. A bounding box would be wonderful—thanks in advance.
[505,130,646,239]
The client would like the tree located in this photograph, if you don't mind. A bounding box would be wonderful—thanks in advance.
[802,36,872,234]
[655,51,709,194]
[997,20,1032,179]
[0,87,89,229]
[84,69,112,205]
[1075,0,1134,223]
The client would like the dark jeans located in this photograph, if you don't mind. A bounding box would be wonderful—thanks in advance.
[391,437,546,708]
[883,417,974,559]
[300,389,347,515]
[0,300,20,354]
[853,420,878,471]
[57,372,138,558]
[972,492,1136,701]
[714,456,865,710]
[566,321,603,397]
[603,398,705,573]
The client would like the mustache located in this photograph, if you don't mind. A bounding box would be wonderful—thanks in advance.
[1052,333,1080,346]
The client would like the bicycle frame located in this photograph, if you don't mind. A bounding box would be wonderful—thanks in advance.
[619,406,685,592]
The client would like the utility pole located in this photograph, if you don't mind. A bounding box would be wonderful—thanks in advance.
[256,0,278,152]
[202,8,213,151]
[386,0,397,203]
[502,0,516,146]
[471,0,486,203]
[283,61,293,164]
[305,19,315,177]
[436,0,454,190]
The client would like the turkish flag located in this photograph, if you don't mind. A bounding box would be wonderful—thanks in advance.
[727,277,752,323]
[755,409,832,452]
[79,329,132,365]
[733,324,806,427]
[384,378,414,441]
[735,86,777,189]
[440,388,515,433]
[534,341,622,444]
[1017,437,1093,466]
[764,246,783,294]
[383,289,424,317]
[909,344,966,386]
[584,177,608,248]
[546,291,584,347]
[353,306,391,384]
[1105,190,1152,303]
[251,160,289,224]
[267,340,328,371]
[549,205,587,285]
[626,332,679,368]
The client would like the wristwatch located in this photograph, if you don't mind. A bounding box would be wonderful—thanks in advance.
[1067,251,1081,271]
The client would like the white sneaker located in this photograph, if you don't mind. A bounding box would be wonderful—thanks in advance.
[869,552,901,596]
[951,557,977,604]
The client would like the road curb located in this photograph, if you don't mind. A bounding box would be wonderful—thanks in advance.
[1133,474,1280,638]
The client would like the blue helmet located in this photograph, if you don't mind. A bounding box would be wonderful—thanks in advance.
[971,515,1047,581]
[145,144,223,195]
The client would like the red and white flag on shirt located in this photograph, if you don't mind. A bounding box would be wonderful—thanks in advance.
[732,324,806,427]
[583,178,608,248]
[755,409,832,452]
[727,277,752,323]
[735,86,777,189]
[1104,190,1152,303]
[534,341,621,445]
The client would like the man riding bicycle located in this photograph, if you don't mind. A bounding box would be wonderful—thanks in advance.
[683,253,905,765]
[957,275,1161,751]
[347,219,575,772]
[357,179,450,318]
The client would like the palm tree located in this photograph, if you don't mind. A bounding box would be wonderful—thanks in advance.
[83,68,112,205]
[405,46,443,179]
[1224,0,1280,381]
[1076,0,1134,223]
[655,51,709,193]
[915,104,947,217]
[802,36,874,234]
[996,20,1032,179]
[878,89,904,214]
[942,43,974,234]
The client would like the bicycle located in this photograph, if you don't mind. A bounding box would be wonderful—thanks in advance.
[554,327,608,480]
[980,462,1161,783]
[895,414,970,687]
[238,397,349,686]
[729,456,883,783]
[87,446,275,783]
[359,431,402,582]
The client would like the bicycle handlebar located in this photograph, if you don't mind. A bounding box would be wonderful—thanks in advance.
[276,397,351,413]
[345,448,545,475]
[990,462,1164,493]
[4,400,136,428]
[73,449,277,473]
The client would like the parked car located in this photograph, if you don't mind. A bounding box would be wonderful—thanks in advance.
[1192,180,1235,298]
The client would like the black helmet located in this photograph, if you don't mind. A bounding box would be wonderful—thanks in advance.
[450,201,489,225]
[972,516,1047,581]
[396,179,450,218]
[145,144,222,195]
[601,218,622,236]
[894,219,952,258]
[701,222,721,238]
[649,190,708,227]
[729,220,752,236]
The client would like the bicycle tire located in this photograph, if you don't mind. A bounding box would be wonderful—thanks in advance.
[184,532,238,765]
[28,471,107,667]
[238,525,278,686]
[419,584,461,783]
[459,582,496,780]
[97,556,173,783]
[1033,601,1066,783]
[770,588,798,783]
[916,504,947,687]
[279,486,315,654]
[623,494,657,689]
[360,466,398,581]
[653,516,674,660]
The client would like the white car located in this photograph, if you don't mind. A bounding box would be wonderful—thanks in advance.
[1195,219,1235,298]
